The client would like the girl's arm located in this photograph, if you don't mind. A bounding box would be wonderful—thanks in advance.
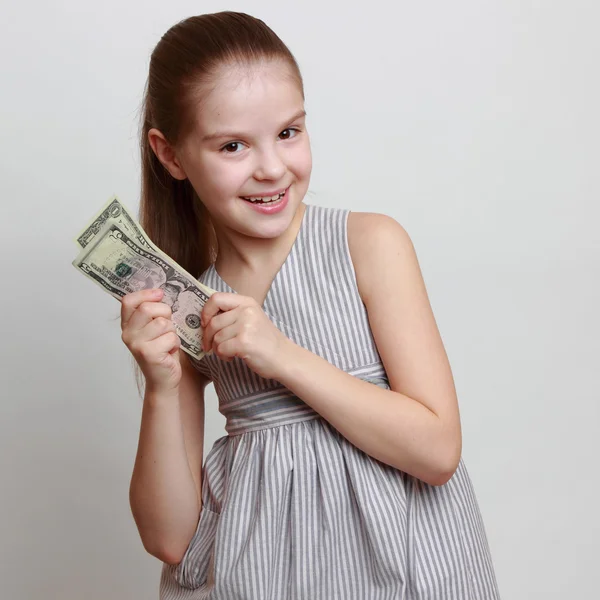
[129,352,208,564]
[277,213,462,486]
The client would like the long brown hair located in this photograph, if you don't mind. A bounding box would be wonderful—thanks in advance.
[133,12,304,390]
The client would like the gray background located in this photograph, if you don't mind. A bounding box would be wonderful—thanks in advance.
[2,0,598,598]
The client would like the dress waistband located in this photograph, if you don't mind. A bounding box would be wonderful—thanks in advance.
[219,374,390,436]
[220,385,318,435]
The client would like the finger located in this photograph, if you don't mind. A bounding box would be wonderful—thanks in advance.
[138,316,177,343]
[122,313,175,349]
[211,323,239,362]
[142,331,181,359]
[202,309,238,352]
[126,301,173,333]
[200,292,247,328]
[121,289,164,327]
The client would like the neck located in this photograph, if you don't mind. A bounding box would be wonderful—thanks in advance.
[214,202,306,276]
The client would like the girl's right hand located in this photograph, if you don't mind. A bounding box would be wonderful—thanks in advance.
[120,288,182,395]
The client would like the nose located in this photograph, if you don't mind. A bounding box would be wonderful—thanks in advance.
[253,145,286,181]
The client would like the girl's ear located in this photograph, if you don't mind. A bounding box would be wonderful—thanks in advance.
[147,128,188,181]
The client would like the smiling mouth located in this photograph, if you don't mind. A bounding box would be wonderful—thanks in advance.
[240,189,287,204]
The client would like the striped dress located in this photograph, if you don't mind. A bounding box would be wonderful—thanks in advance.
[159,203,500,599]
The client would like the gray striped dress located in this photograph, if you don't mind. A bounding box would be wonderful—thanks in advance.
[159,203,500,599]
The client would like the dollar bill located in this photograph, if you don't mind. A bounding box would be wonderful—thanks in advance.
[73,219,215,360]
[74,194,158,252]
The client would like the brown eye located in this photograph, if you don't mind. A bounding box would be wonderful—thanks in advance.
[222,142,242,153]
[279,128,299,140]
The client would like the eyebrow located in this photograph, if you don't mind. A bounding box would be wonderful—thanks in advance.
[201,109,307,143]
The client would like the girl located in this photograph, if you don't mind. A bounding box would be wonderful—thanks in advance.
[123,11,500,599]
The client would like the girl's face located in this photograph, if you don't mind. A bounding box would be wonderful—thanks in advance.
[176,60,312,243]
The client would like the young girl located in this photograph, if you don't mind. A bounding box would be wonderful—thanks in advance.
[123,11,500,599]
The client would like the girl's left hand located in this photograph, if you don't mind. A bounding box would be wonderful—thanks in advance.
[200,292,292,380]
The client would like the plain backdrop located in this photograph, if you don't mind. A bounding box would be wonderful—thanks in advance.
[1,1,598,598]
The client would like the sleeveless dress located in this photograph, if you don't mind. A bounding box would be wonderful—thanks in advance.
[159,203,501,599]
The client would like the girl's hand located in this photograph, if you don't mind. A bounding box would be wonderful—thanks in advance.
[120,288,182,395]
[201,292,292,381]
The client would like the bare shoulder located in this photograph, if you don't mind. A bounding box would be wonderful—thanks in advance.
[347,211,415,304]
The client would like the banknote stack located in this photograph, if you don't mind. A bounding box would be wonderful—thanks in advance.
[72,195,216,359]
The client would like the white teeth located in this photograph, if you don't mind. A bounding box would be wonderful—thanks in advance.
[242,191,285,204]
